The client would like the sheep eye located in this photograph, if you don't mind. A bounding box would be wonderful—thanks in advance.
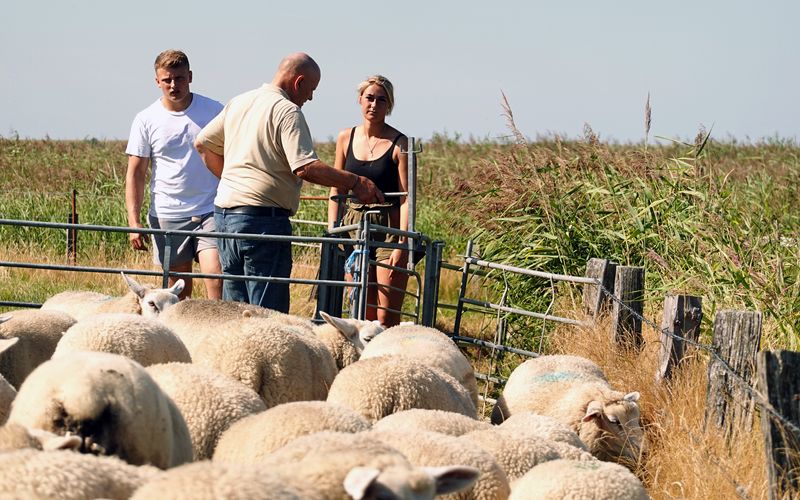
[608,416,620,425]
[147,300,157,310]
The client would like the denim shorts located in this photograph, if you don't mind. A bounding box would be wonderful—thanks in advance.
[148,212,217,267]
[213,209,293,313]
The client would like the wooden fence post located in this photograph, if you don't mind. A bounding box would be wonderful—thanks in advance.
[656,294,702,382]
[705,310,762,441]
[757,350,800,500]
[611,266,644,350]
[583,258,617,317]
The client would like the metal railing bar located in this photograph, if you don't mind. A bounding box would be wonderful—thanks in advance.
[452,335,539,358]
[464,256,601,285]
[0,301,41,309]
[460,297,591,327]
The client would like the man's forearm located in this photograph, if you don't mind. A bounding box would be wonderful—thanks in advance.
[195,141,225,178]
[295,160,357,190]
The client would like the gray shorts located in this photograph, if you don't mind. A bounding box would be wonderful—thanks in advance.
[148,212,217,267]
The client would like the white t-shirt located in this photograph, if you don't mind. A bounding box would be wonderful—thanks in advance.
[126,93,223,218]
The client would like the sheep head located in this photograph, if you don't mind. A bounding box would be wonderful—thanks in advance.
[319,311,384,353]
[121,272,183,318]
[580,391,644,468]
[344,465,479,500]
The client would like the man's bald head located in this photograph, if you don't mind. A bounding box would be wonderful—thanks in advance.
[273,52,321,107]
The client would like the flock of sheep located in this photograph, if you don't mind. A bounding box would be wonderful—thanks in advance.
[0,273,649,499]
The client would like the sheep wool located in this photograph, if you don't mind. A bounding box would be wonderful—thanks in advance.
[192,316,337,408]
[131,460,311,500]
[327,356,477,422]
[492,355,644,467]
[254,431,480,500]
[8,351,192,469]
[498,412,588,451]
[157,298,277,358]
[40,272,183,321]
[0,309,75,389]
[360,324,479,406]
[368,428,511,500]
[460,427,595,482]
[213,400,370,463]
[373,409,492,437]
[0,449,160,500]
[53,313,191,366]
[509,459,648,500]
[146,362,266,460]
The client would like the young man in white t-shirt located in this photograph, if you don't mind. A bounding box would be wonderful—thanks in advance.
[125,49,223,300]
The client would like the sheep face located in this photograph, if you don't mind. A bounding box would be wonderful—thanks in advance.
[580,391,644,467]
[122,273,183,318]
[319,311,384,353]
[344,465,479,500]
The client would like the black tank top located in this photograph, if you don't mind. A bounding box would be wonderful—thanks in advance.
[344,127,402,205]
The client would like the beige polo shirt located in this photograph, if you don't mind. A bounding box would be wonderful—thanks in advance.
[196,84,318,215]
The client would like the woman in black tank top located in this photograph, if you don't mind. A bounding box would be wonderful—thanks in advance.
[327,75,409,328]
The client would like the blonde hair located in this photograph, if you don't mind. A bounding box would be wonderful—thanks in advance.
[154,50,190,72]
[357,75,395,115]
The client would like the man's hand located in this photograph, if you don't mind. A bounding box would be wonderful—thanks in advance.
[129,223,148,251]
[352,176,385,205]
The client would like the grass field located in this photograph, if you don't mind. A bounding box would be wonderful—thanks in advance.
[1,133,798,498]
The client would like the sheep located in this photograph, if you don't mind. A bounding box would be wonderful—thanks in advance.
[52,313,191,366]
[0,449,160,500]
[213,400,371,462]
[0,337,18,424]
[131,461,311,500]
[245,430,480,499]
[327,355,477,422]
[491,355,644,467]
[359,324,479,406]
[508,458,648,500]
[191,315,338,408]
[372,409,492,437]
[146,362,266,460]
[40,272,183,321]
[0,422,82,452]
[7,351,193,469]
[459,427,595,482]
[0,309,75,388]
[316,311,384,369]
[498,412,588,451]
[368,428,511,500]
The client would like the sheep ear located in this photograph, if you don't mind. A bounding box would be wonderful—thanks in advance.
[0,315,10,326]
[122,272,147,299]
[582,400,604,422]
[168,279,185,296]
[624,392,640,403]
[320,312,359,341]
[0,337,19,355]
[424,465,480,495]
[343,466,381,500]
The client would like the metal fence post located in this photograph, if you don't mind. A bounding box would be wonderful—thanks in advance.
[421,239,445,327]
[452,240,474,337]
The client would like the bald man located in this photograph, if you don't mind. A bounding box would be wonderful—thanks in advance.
[195,52,382,312]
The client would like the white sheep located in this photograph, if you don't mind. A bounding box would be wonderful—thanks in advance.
[191,315,338,408]
[40,272,184,321]
[372,409,492,437]
[498,411,588,451]
[316,311,384,370]
[0,309,75,389]
[146,362,266,460]
[0,449,160,500]
[0,337,18,424]
[368,428,511,500]
[360,324,479,406]
[131,460,311,499]
[7,351,193,469]
[460,427,595,482]
[0,422,82,452]
[491,355,644,467]
[247,430,480,499]
[327,355,477,422]
[53,313,191,366]
[509,458,648,500]
[213,400,371,462]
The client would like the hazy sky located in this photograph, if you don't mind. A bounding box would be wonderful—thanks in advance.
[2,1,797,144]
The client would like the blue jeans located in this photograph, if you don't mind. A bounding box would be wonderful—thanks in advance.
[213,211,293,313]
